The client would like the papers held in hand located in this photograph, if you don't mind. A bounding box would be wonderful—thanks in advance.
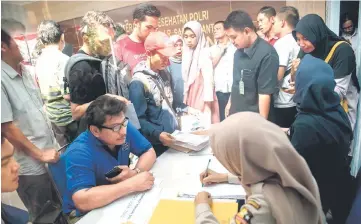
[171,130,209,152]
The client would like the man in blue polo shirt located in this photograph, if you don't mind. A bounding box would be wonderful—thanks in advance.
[62,95,156,222]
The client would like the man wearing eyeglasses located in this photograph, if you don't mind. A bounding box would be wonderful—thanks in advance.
[62,95,156,222]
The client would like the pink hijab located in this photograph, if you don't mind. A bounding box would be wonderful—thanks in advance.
[182,21,208,95]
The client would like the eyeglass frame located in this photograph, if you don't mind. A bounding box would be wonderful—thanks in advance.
[98,117,129,132]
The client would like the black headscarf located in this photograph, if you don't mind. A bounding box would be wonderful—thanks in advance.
[293,14,359,91]
[293,54,352,145]
[293,14,344,60]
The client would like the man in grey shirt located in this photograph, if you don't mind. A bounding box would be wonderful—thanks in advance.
[1,20,59,221]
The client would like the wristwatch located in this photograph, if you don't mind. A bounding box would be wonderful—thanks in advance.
[133,167,141,174]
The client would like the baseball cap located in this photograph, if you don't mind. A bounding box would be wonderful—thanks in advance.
[144,31,177,57]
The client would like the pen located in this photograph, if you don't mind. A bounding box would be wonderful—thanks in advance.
[57,143,70,152]
[202,159,211,187]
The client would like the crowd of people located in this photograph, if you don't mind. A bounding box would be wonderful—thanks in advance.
[1,2,361,224]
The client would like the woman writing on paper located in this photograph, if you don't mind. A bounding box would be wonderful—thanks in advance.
[182,21,220,126]
[195,112,324,224]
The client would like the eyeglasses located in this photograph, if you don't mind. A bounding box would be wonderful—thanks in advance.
[99,117,129,132]
[343,24,354,30]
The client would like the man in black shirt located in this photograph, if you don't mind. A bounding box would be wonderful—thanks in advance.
[224,10,279,119]
[66,11,127,135]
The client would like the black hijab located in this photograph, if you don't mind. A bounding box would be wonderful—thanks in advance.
[293,54,352,145]
[293,14,360,91]
[293,14,344,60]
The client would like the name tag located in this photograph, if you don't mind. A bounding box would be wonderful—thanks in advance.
[239,69,245,95]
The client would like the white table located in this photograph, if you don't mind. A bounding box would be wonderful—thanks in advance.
[76,147,240,224]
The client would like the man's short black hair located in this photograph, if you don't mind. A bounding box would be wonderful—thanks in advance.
[1,29,11,46]
[278,6,300,28]
[37,20,63,45]
[214,21,225,27]
[224,10,256,31]
[133,3,161,21]
[258,6,276,18]
[85,95,127,129]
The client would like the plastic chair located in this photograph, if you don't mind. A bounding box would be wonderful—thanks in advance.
[33,145,70,224]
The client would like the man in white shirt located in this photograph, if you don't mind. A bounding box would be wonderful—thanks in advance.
[272,6,300,127]
[35,20,76,147]
[210,21,237,121]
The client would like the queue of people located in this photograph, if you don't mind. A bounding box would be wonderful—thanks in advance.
[1,2,361,224]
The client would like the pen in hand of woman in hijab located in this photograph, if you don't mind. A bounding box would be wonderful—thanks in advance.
[194,112,324,224]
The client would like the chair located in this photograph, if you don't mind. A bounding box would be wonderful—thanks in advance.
[33,146,70,224]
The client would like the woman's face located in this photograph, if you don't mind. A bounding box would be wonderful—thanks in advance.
[296,32,315,53]
[174,40,183,56]
[183,29,197,49]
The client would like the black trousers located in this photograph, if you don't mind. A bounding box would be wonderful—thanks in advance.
[272,106,297,128]
[17,173,54,221]
[216,92,231,122]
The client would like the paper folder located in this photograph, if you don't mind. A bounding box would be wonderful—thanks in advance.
[149,199,237,224]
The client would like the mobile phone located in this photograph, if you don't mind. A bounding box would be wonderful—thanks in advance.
[105,166,122,178]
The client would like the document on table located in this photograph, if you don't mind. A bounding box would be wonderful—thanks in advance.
[171,130,209,151]
[149,199,238,224]
[178,182,246,200]
[76,179,163,224]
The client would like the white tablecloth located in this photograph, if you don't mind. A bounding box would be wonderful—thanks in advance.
[76,147,242,224]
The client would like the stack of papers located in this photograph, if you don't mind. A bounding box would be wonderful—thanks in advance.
[178,182,246,200]
[171,130,209,152]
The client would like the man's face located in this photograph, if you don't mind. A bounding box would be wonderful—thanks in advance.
[296,32,315,53]
[1,139,20,193]
[94,113,128,147]
[226,27,249,49]
[342,20,355,35]
[135,16,159,42]
[257,13,274,35]
[86,25,115,57]
[1,36,23,64]
[272,15,284,36]
[150,51,170,70]
[214,23,225,39]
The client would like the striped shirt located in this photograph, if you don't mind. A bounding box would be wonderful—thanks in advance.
[35,46,73,126]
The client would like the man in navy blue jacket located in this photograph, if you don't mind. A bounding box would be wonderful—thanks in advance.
[129,31,178,156]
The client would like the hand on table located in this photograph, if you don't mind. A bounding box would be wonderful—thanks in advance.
[159,132,175,146]
[200,169,228,186]
[107,166,137,183]
[195,191,212,206]
[129,171,155,192]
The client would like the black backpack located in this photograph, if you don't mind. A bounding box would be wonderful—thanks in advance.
[64,53,131,99]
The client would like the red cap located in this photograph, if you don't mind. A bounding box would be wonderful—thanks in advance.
[144,31,177,57]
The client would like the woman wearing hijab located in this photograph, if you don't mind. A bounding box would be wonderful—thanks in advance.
[293,14,360,130]
[289,54,356,224]
[168,35,184,110]
[195,112,324,224]
[182,21,220,125]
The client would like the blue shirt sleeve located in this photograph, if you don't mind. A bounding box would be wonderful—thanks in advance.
[65,143,96,197]
[127,122,153,156]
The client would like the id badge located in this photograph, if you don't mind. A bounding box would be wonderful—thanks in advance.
[239,80,245,95]
[239,69,245,95]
